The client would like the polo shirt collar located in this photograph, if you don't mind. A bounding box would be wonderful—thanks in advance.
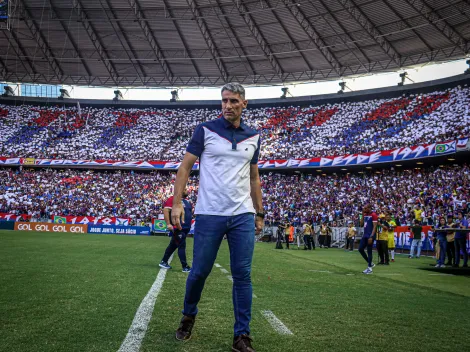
[222,116,245,130]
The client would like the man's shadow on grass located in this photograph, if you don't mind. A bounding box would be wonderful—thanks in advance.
[420,265,470,277]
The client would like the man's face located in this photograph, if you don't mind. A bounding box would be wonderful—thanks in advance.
[363,205,371,213]
[221,90,247,121]
[458,213,463,220]
[183,190,188,198]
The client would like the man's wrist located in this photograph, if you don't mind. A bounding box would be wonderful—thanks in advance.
[173,192,183,203]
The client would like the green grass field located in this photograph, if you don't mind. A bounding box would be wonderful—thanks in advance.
[1,231,469,352]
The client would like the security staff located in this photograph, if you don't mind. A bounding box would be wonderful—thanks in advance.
[303,220,315,250]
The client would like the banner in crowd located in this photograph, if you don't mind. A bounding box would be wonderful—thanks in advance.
[393,226,434,250]
[394,225,470,252]
[151,219,196,234]
[14,222,87,233]
[153,219,167,233]
[456,137,469,151]
[0,157,199,170]
[87,224,151,236]
[258,140,460,169]
[0,138,466,170]
[23,158,36,165]
[52,215,130,226]
[0,213,31,221]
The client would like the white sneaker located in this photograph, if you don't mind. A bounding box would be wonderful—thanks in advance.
[435,264,441,268]
[362,267,373,274]
[370,263,376,268]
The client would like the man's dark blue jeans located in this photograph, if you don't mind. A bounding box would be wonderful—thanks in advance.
[183,213,255,337]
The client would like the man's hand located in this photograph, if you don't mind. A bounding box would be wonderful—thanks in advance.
[167,224,174,232]
[255,216,264,235]
[171,203,185,230]
[368,237,374,245]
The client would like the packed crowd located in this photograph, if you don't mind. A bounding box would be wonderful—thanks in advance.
[1,85,468,161]
[0,168,198,224]
[1,164,468,226]
[261,165,469,226]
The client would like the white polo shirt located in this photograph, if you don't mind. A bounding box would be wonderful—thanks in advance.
[186,117,260,216]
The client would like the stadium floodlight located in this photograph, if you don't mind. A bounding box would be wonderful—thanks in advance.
[170,90,179,102]
[280,87,289,99]
[58,89,70,100]
[465,59,470,74]
[2,85,15,97]
[113,90,123,101]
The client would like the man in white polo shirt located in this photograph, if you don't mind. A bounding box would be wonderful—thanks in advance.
[171,83,263,352]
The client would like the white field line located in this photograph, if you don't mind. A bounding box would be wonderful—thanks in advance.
[227,275,234,282]
[220,268,229,274]
[252,293,258,299]
[429,273,454,276]
[214,263,222,268]
[309,270,332,273]
[261,310,293,335]
[117,254,174,352]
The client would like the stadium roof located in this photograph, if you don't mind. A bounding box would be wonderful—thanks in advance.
[0,0,469,87]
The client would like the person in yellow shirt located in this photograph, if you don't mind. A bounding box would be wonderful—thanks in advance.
[385,212,397,262]
[376,214,390,265]
[413,204,423,224]
[278,215,291,249]
[319,222,331,248]
[345,222,356,251]
[302,220,315,250]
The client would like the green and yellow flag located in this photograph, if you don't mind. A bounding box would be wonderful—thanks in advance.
[54,216,67,224]
[153,220,167,233]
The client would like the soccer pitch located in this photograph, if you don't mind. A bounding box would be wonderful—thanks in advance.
[1,231,469,352]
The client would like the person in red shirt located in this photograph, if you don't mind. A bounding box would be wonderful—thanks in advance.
[159,190,193,272]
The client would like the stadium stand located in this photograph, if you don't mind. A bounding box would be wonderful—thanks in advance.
[0,164,468,225]
[1,85,469,161]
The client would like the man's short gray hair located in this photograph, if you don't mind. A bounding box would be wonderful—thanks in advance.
[221,82,245,100]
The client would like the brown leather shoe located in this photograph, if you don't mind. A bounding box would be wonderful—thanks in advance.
[175,315,195,341]
[232,334,255,352]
